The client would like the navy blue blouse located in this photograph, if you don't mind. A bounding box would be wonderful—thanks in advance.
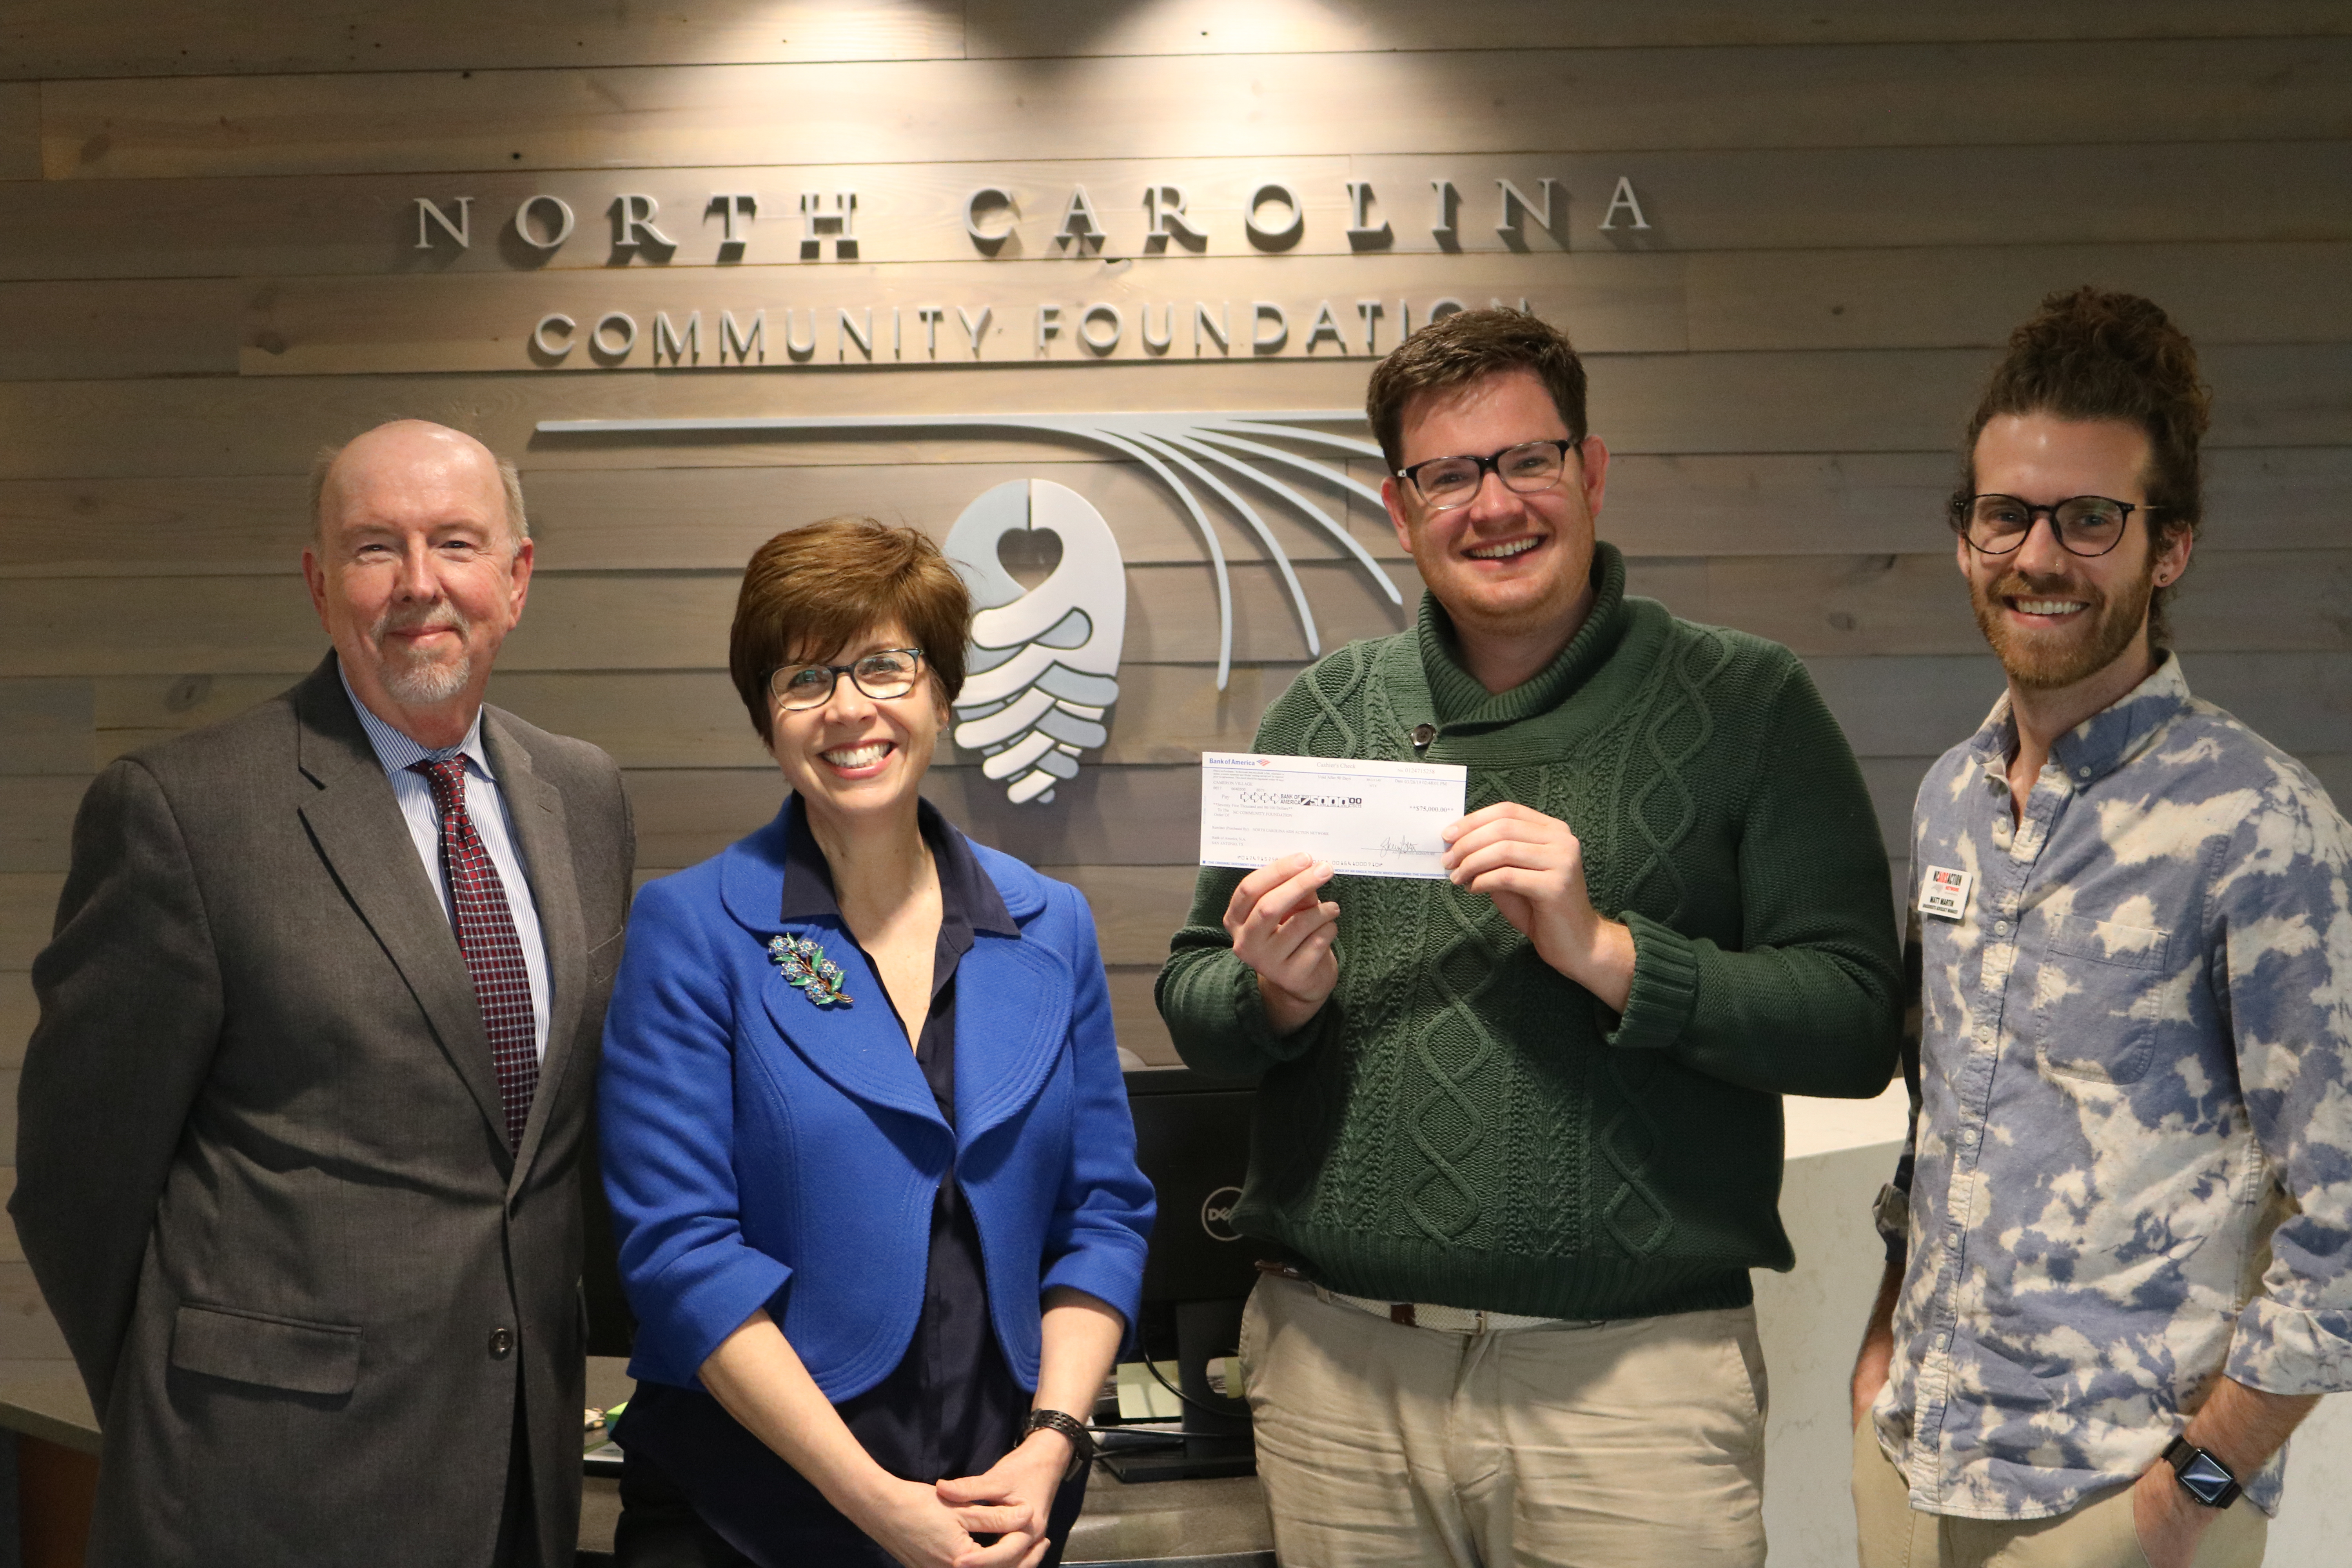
[782,797,1030,1483]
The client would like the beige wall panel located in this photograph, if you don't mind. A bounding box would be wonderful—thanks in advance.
[9,446,2335,581]
[4,0,963,79]
[239,254,1678,376]
[0,776,86,874]
[624,763,1202,871]
[0,875,65,970]
[0,347,2336,480]
[1857,756,1932,852]
[0,279,242,381]
[0,462,1378,579]
[43,42,2352,181]
[12,541,2345,684]
[522,461,1394,573]
[11,0,2347,80]
[0,361,1385,479]
[1035,866,1202,966]
[0,680,93,772]
[10,145,2351,282]
[1807,649,2352,760]
[1105,968,1181,1068]
[2203,448,2352,553]
[92,671,302,759]
[1686,242,2352,353]
[0,475,309,578]
[1,559,1407,675]
[0,87,36,181]
[1685,549,2352,660]
[91,662,1294,771]
[965,0,2352,56]
[235,240,2352,380]
[466,662,1305,771]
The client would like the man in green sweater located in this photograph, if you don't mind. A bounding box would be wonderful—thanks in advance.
[1156,309,1903,1567]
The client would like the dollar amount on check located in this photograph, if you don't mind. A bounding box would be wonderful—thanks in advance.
[1198,752,1470,880]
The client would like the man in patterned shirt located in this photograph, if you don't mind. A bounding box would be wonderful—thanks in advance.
[1847,288,2352,1568]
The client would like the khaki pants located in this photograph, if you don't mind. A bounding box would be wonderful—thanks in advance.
[1851,1417,2267,1568]
[1236,1274,1768,1568]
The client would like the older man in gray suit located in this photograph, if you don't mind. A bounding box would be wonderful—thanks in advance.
[13,420,634,1567]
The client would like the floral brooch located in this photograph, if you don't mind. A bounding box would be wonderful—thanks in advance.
[767,933,851,1007]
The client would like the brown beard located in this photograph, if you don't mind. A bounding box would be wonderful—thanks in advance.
[1970,555,2156,691]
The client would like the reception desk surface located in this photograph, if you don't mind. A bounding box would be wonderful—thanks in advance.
[0,1359,1275,1568]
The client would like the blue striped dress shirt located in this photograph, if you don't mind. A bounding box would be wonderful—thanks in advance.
[339,664,551,1063]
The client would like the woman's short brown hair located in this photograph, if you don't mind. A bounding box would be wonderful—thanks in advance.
[728,517,971,743]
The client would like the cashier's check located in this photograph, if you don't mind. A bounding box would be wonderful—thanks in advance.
[1199,752,1469,880]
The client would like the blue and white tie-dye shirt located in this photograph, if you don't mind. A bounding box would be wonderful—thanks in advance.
[1872,652,2352,1521]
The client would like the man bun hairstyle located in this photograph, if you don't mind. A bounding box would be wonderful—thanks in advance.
[1965,287,2210,644]
[1365,307,1587,472]
[729,517,971,744]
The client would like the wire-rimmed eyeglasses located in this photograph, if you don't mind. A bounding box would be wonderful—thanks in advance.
[764,648,926,711]
[1396,439,1577,512]
[1951,494,2157,559]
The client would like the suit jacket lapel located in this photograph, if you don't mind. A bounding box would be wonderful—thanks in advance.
[757,931,947,1133]
[292,662,512,1161]
[953,933,1071,1150]
[485,713,586,1191]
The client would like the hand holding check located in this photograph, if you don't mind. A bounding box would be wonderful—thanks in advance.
[1206,755,1635,1025]
[1222,853,1340,1038]
[1439,803,1634,1013]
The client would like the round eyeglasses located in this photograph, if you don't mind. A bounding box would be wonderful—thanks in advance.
[1395,439,1576,512]
[764,648,926,711]
[1952,494,2155,559]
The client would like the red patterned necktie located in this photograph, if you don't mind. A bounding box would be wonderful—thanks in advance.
[411,757,539,1151]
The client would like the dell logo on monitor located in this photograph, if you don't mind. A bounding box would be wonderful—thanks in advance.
[1200,1186,1244,1242]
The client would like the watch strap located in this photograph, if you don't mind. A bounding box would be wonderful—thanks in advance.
[1025,1407,1096,1480]
[2163,1435,2243,1509]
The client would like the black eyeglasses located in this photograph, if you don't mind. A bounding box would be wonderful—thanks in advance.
[1952,494,2157,558]
[764,648,926,711]
[1396,439,1577,511]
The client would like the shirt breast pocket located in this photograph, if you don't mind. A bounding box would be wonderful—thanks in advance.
[2033,913,2172,1084]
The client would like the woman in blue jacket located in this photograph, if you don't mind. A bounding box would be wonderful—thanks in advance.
[600,518,1154,1568]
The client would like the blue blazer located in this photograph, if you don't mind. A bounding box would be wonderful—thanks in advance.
[599,803,1154,1399]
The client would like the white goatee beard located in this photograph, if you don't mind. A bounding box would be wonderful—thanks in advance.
[371,604,474,705]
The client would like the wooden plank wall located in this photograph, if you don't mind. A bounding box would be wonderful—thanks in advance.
[2,1,2348,1388]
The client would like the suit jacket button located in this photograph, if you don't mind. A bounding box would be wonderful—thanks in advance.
[488,1327,514,1358]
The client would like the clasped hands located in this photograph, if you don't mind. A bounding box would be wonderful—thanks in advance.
[1223,801,1635,1034]
[861,1426,1073,1568]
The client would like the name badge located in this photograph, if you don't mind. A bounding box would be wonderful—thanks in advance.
[1918,865,1973,922]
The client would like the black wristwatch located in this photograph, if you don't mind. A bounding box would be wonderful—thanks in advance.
[2162,1436,2243,1509]
[1025,1408,1096,1480]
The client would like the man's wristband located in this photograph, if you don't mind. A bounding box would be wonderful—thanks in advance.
[2162,1436,2243,1509]
[1025,1408,1096,1480]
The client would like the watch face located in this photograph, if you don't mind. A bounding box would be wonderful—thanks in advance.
[2178,1449,2236,1505]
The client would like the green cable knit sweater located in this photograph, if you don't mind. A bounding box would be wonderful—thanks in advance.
[1156,544,1902,1320]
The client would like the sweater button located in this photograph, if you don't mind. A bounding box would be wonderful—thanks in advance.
[488,1326,514,1359]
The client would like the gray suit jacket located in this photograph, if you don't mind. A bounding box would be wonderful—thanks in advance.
[12,656,635,1567]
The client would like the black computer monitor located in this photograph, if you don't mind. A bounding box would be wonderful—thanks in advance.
[1111,1065,1260,1481]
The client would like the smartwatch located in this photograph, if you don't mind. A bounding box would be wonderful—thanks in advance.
[2162,1436,2243,1509]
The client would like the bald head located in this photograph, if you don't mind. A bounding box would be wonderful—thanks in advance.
[310,421,528,550]
[301,418,537,749]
